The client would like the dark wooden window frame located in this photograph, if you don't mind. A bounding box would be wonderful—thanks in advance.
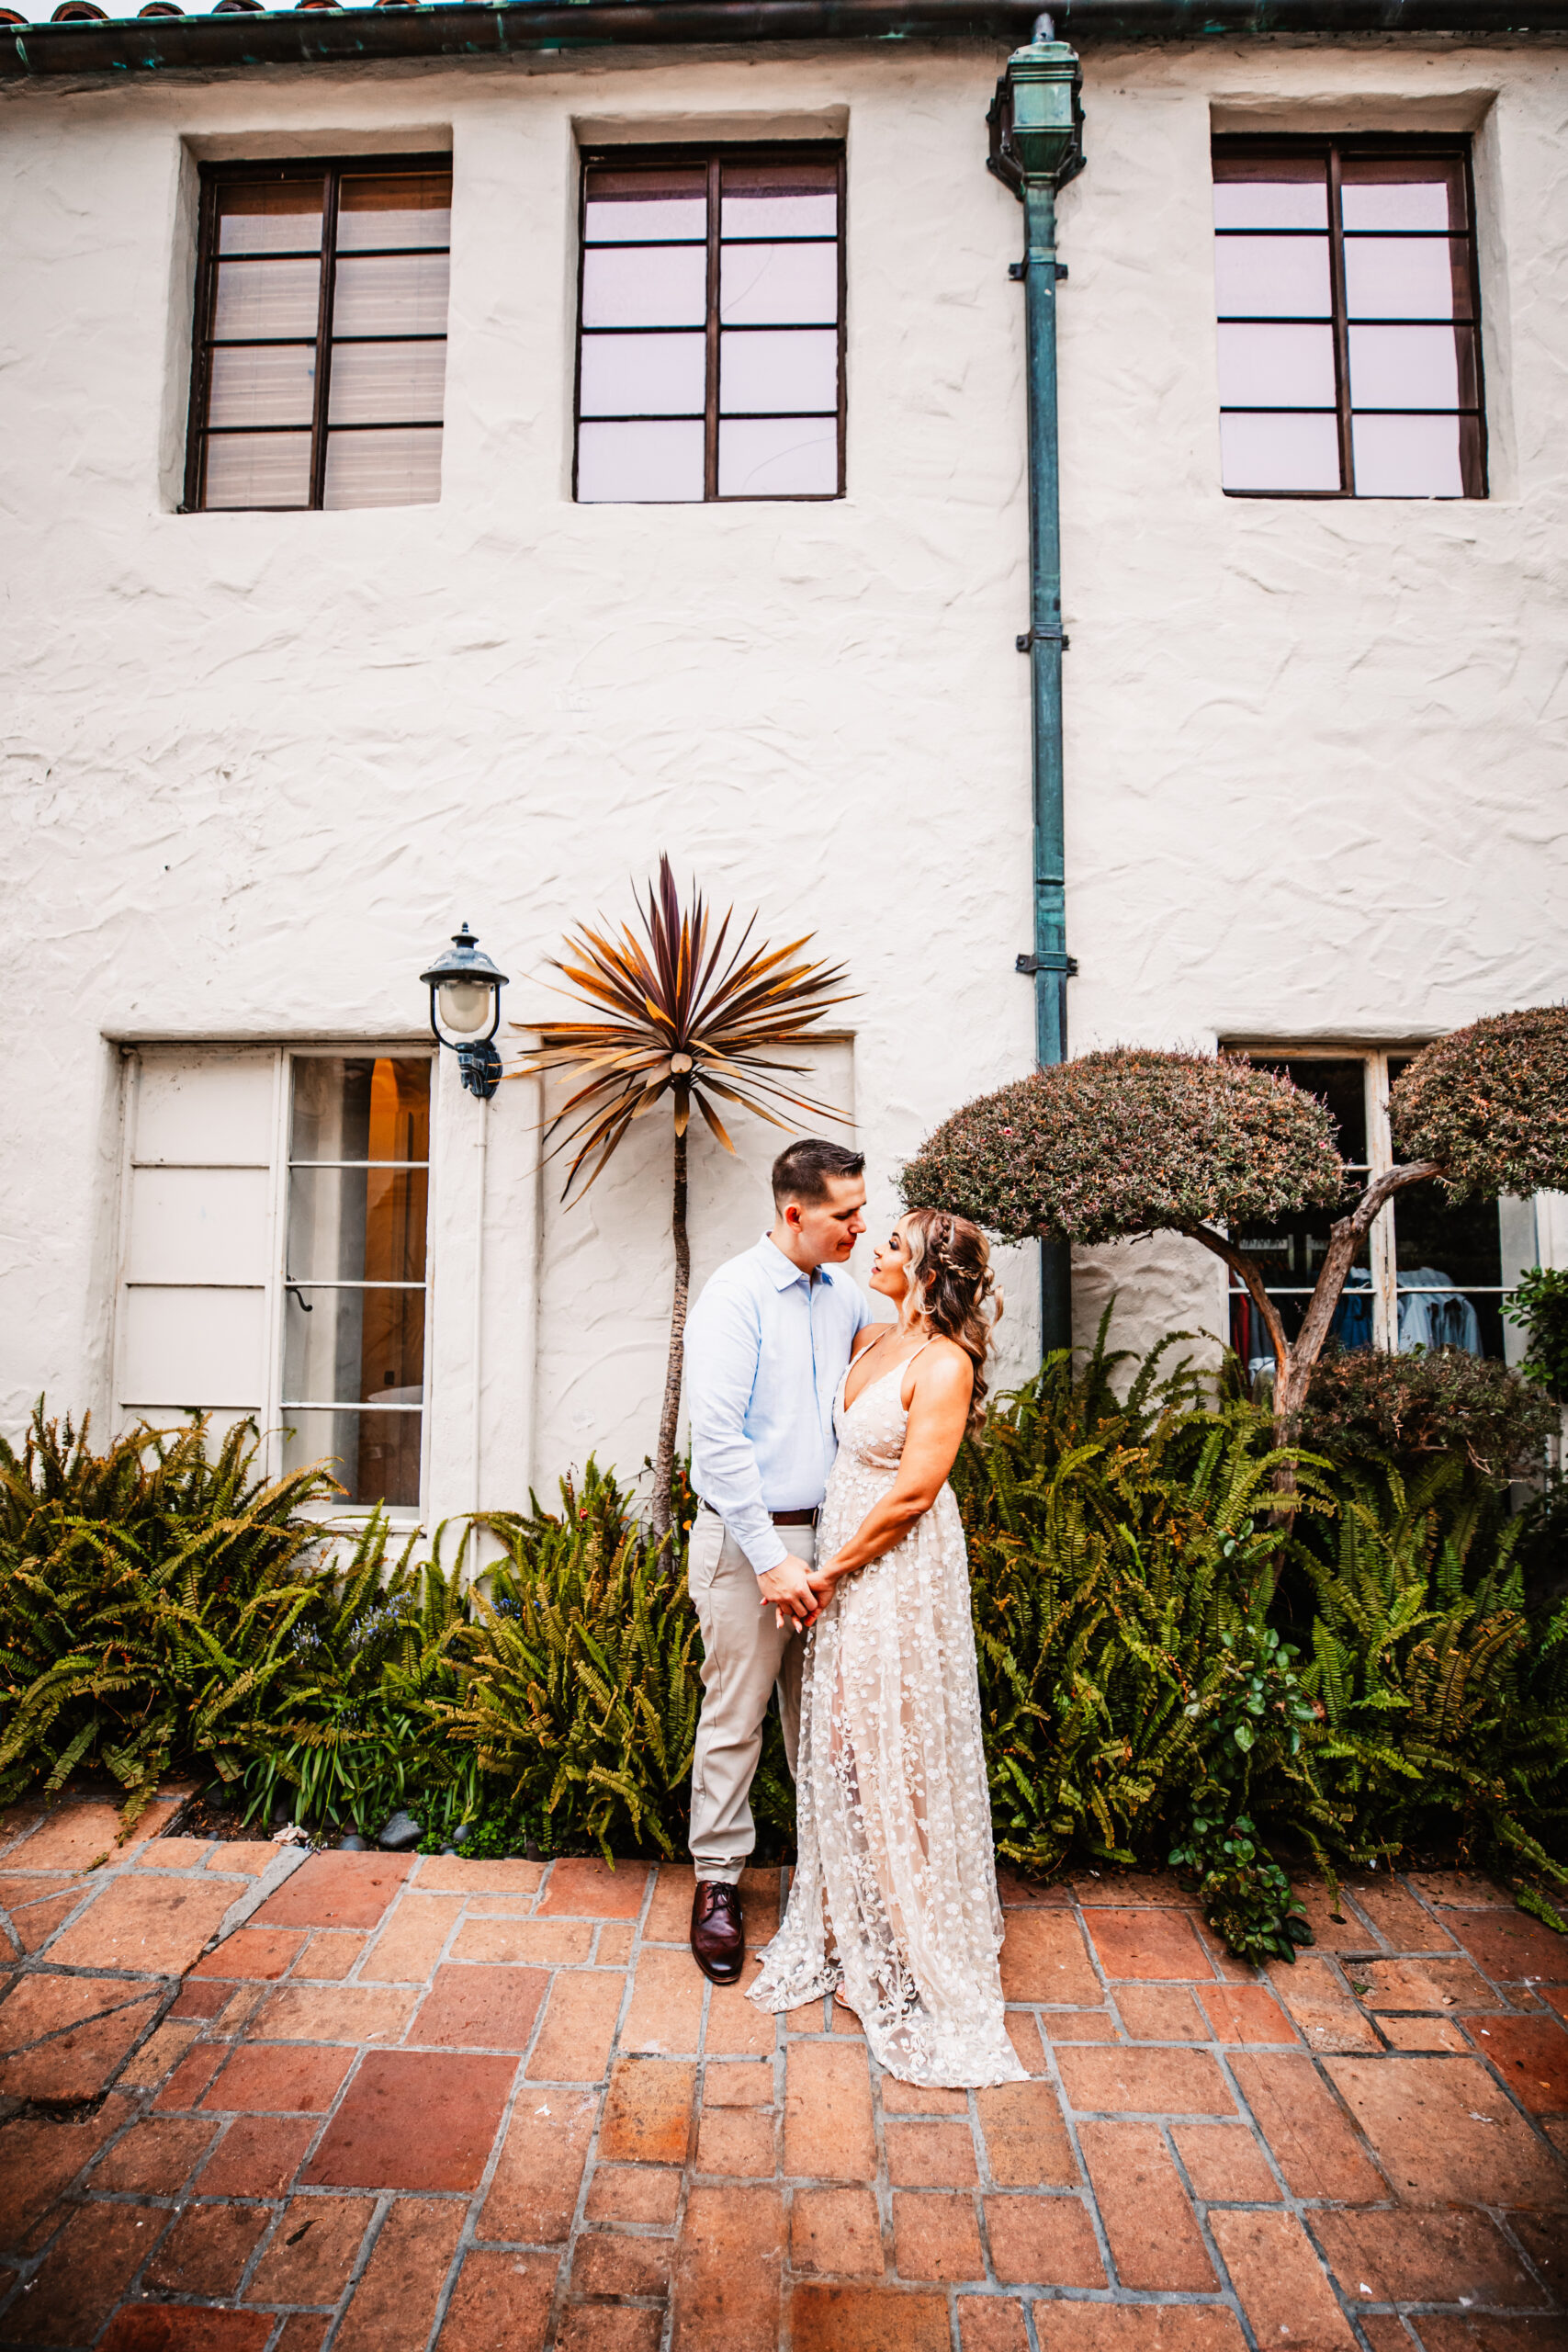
[1212,132,1486,502]
[184,151,453,514]
[573,139,848,504]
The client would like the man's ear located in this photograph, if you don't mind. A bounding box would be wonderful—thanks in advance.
[782,1200,803,1230]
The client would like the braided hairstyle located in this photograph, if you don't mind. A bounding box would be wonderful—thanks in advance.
[898,1207,1003,1431]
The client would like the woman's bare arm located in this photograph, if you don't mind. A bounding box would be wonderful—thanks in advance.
[811,1343,973,1589]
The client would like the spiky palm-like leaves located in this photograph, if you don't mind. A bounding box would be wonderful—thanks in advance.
[511,857,853,1537]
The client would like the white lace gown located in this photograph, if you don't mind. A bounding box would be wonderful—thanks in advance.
[747,1356,1025,2088]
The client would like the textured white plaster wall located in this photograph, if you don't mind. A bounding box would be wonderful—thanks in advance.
[1,34,1564,1497]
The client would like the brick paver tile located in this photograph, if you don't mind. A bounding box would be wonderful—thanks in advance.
[623,1944,706,2054]
[1325,2055,1567,2208]
[1311,2208,1540,2305]
[9,1891,82,1953]
[0,1989,159,2100]
[0,1871,79,1910]
[789,2282,951,2352]
[270,2319,331,2352]
[435,2247,557,2352]
[1416,2322,1568,2352]
[601,2055,698,2165]
[1409,1872,1514,1909]
[976,2080,1078,2186]
[705,1973,775,2056]
[1291,1883,1381,1953]
[880,2075,969,2114]
[100,2310,276,2352]
[252,1852,412,1932]
[526,1967,625,2080]
[93,2114,219,2193]
[407,1962,550,2052]
[705,2057,772,2106]
[203,2041,355,2112]
[144,2198,271,2295]
[360,1894,464,1982]
[244,2194,375,2305]
[998,1910,1100,2003]
[138,1837,214,1870]
[1451,1913,1568,1984]
[785,2040,877,2179]
[412,1855,544,1897]
[791,2187,884,2275]
[671,2183,784,2352]
[1266,1955,1383,2053]
[479,2085,598,2238]
[1199,1984,1296,2043]
[0,2103,126,2248]
[190,1927,307,1980]
[1172,2122,1282,2200]
[450,1917,592,1966]
[258,1984,418,2044]
[1212,2209,1356,2351]
[1348,1881,1455,1951]
[1229,2052,1388,2202]
[195,2114,316,2197]
[153,2041,228,2110]
[1357,2323,1416,2352]
[558,2311,661,2352]
[1086,1907,1215,1980]
[1118,1985,1208,2041]
[297,1931,367,1979]
[302,2051,514,2190]
[207,1841,283,1878]
[538,1859,649,1919]
[984,2191,1104,2285]
[643,1864,697,1942]
[7,1796,179,1871]
[1041,2008,1117,2042]
[1359,1957,1495,2011]
[571,2230,671,2297]
[892,2189,985,2279]
[332,2196,465,2352]
[1031,2302,1248,2352]
[738,1865,782,1944]
[958,2301,1031,2352]
[46,1871,237,1973]
[1508,2212,1564,2301]
[5,2201,148,2345]
[586,2165,683,2223]
[599,1922,637,1964]
[1058,2044,1235,2114]
[695,2105,773,2174]
[1004,2011,1051,2070]
[173,1979,235,2020]
[0,1968,152,2052]
[995,1866,1076,1907]
[1386,2014,1472,2051]
[1473,2015,1568,2115]
[118,2019,201,2089]
[885,2118,978,2187]
[1079,2118,1214,2289]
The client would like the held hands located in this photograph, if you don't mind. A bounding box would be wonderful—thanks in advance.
[757,1555,820,1633]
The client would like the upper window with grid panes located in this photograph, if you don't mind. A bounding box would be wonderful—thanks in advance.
[1212,139,1485,500]
[186,157,451,513]
[575,146,844,503]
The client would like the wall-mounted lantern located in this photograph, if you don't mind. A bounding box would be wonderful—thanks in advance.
[421,922,509,1101]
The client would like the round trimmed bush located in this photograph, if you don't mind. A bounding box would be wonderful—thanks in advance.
[900,1047,1346,1245]
[1390,1007,1568,1202]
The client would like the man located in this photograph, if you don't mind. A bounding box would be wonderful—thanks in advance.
[682,1136,872,1984]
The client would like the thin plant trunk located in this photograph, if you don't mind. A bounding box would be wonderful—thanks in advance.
[650,1115,691,1544]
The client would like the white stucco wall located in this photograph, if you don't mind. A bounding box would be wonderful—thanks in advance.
[2,31,1564,1510]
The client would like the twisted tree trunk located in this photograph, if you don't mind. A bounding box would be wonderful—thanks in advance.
[650,1112,691,1544]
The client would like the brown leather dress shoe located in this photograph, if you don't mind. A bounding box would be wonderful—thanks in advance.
[691,1881,744,1984]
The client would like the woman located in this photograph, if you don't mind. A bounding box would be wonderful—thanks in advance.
[747,1208,1025,2089]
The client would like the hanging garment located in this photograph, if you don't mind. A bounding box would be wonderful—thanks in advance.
[1397,1269,1481,1356]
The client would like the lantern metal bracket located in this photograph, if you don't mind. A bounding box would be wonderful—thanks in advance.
[454,1039,503,1102]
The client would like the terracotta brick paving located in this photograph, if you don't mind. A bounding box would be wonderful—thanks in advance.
[1,1796,1565,2350]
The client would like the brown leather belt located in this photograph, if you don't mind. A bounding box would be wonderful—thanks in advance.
[771,1508,818,1527]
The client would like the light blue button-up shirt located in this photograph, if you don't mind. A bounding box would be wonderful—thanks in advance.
[685,1234,875,1577]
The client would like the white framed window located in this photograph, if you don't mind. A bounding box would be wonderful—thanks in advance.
[1222,1046,1539,1378]
[115,1045,434,1517]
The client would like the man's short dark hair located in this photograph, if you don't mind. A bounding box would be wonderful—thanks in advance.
[772,1137,866,1207]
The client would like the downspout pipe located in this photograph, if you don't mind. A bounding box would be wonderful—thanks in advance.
[988,18,1085,1354]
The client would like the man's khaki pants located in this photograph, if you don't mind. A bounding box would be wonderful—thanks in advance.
[687,1509,814,1884]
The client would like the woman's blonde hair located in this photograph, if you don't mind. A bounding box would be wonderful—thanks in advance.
[898,1208,1003,1430]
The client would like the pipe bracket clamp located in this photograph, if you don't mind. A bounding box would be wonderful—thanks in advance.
[1017,952,1079,977]
[1017,628,1070,651]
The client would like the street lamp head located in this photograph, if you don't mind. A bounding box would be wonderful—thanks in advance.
[420,922,510,1100]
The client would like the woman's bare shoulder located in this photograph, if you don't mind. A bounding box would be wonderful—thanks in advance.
[906,1336,974,1401]
[850,1323,889,1359]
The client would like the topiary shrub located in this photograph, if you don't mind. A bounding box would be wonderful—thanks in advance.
[1300,1345,1558,1481]
[1391,1006,1568,1201]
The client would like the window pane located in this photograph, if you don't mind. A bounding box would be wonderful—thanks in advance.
[1248,1057,1369,1164]
[208,344,316,429]
[577,419,705,503]
[584,163,706,243]
[1213,234,1331,318]
[321,426,443,509]
[336,172,452,253]
[580,331,705,417]
[288,1167,430,1283]
[1341,154,1467,233]
[1213,155,1327,230]
[1216,322,1336,409]
[720,243,838,326]
[217,178,323,255]
[720,327,838,413]
[718,415,838,497]
[582,244,707,329]
[721,158,837,239]
[212,257,321,341]
[328,341,446,425]
[1348,323,1472,412]
[291,1057,431,1163]
[1351,412,1464,496]
[333,253,451,338]
[1393,1181,1504,1358]
[1343,236,1468,321]
[284,1283,426,1406]
[202,431,311,509]
[1220,411,1341,492]
[282,1408,422,1510]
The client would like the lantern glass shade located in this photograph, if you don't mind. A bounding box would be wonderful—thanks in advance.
[438,977,493,1035]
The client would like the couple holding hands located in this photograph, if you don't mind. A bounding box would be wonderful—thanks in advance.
[684,1137,1025,2092]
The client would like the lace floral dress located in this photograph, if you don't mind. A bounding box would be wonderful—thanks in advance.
[747,1351,1025,2088]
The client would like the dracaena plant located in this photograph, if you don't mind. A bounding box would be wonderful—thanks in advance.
[510,857,853,1540]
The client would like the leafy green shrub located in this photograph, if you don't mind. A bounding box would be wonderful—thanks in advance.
[1391,1007,1568,1201]
[1507,1265,1568,1400]
[1300,1345,1556,1480]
